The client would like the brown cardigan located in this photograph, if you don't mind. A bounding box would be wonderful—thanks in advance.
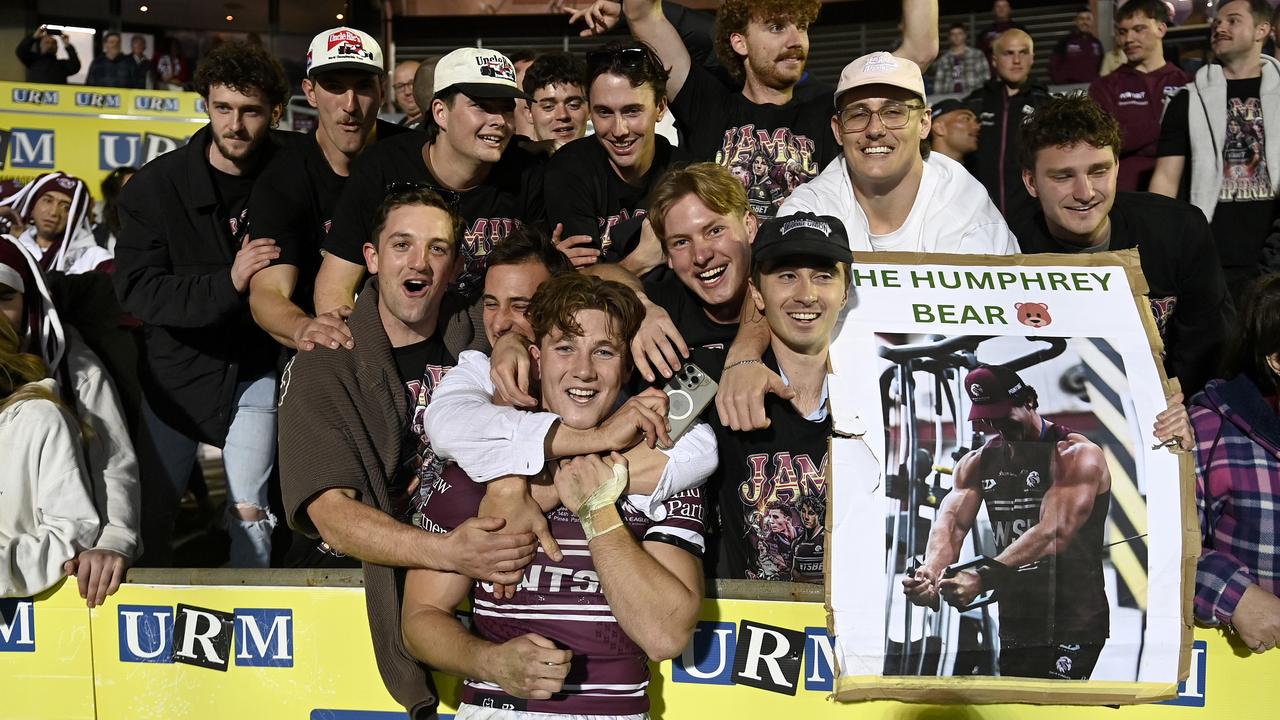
[279,277,471,719]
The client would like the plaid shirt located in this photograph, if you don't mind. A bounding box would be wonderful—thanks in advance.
[1192,375,1280,625]
[933,46,990,97]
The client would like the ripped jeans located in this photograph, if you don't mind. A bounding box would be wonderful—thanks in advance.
[140,373,278,568]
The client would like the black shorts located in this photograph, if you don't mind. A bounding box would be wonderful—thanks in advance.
[998,640,1105,680]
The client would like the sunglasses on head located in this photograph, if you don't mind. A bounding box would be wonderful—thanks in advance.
[385,180,462,208]
[586,46,656,73]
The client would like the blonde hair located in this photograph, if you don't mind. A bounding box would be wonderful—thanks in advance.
[0,312,56,413]
[993,28,1034,54]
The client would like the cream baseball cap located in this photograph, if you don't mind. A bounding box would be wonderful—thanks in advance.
[433,47,530,100]
[306,27,384,77]
[834,51,927,105]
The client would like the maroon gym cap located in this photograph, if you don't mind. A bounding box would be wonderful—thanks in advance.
[965,365,1027,421]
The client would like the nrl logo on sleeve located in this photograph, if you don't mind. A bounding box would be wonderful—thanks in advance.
[475,55,516,81]
[75,91,121,109]
[11,88,59,105]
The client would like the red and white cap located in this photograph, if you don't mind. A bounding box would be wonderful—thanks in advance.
[306,27,384,77]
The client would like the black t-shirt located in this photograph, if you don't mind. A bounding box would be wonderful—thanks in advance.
[209,164,255,247]
[670,63,839,219]
[1159,80,1278,269]
[544,134,687,262]
[390,336,456,519]
[251,120,408,313]
[1012,191,1232,397]
[322,131,547,297]
[643,270,738,355]
[692,347,831,583]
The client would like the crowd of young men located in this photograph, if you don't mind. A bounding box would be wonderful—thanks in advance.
[6,0,1274,715]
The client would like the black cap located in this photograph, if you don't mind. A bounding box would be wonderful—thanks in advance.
[753,212,853,269]
[930,98,973,121]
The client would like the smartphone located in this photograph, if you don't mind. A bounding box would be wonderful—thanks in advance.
[46,28,62,36]
[661,362,718,442]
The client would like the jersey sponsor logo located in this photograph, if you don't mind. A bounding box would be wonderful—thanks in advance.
[993,517,1035,546]
[716,125,818,217]
[981,477,997,491]
[11,88,59,105]
[118,604,294,668]
[0,598,35,652]
[1117,90,1148,107]
[75,91,121,109]
[134,95,180,112]
[1025,470,1041,489]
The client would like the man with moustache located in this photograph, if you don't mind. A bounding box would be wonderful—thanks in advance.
[622,0,939,218]
[904,364,1112,680]
[278,188,540,718]
[314,47,545,323]
[1088,0,1191,191]
[249,27,408,356]
[1152,0,1280,305]
[781,52,1016,254]
[928,99,981,163]
[113,41,291,567]
[965,28,1052,223]
[544,41,688,271]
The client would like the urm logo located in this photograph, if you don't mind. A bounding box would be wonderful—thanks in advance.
[134,96,180,112]
[0,598,35,652]
[8,128,54,169]
[117,604,294,668]
[11,88,59,105]
[1159,639,1208,707]
[100,133,141,169]
[118,604,174,663]
[671,621,736,685]
[234,608,294,667]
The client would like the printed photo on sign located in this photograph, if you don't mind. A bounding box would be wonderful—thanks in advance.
[875,334,1145,683]
[825,252,1190,704]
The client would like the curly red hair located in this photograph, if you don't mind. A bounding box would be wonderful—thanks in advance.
[714,0,822,82]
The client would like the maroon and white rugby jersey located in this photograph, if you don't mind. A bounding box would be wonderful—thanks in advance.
[415,463,707,715]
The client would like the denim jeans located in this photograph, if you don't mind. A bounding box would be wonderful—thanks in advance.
[139,373,278,567]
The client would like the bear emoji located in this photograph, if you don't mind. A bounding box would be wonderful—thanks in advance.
[1015,302,1052,328]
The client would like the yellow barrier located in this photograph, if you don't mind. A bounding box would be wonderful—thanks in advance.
[0,81,206,199]
[0,572,1246,719]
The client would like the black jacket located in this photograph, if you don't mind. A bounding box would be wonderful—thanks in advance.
[15,34,79,84]
[965,80,1053,224]
[1012,191,1233,397]
[113,124,289,445]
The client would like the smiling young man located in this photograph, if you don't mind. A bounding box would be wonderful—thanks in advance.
[687,212,851,582]
[248,27,408,355]
[522,51,590,151]
[544,41,688,269]
[403,272,708,718]
[113,41,291,567]
[964,28,1052,222]
[1087,0,1190,191]
[279,187,539,719]
[314,47,545,321]
[780,51,1016,254]
[1151,0,1279,305]
[1011,94,1231,397]
[623,0,938,218]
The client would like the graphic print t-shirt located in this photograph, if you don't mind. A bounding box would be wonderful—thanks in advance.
[322,131,546,297]
[670,64,839,218]
[694,348,831,583]
[642,270,739,355]
[390,336,456,522]
[544,134,687,262]
[1161,80,1277,269]
[413,462,707,716]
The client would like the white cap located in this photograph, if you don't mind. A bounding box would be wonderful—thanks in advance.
[306,27,384,77]
[834,51,927,105]
[433,47,530,100]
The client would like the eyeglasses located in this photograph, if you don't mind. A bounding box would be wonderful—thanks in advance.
[385,180,461,208]
[392,81,413,93]
[586,46,656,73]
[837,102,925,134]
